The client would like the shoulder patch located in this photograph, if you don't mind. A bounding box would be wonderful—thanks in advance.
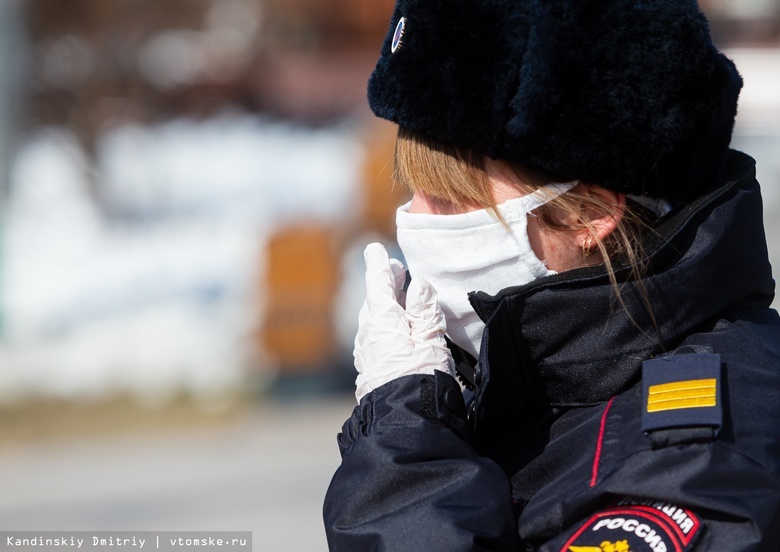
[641,353,722,435]
[561,499,703,552]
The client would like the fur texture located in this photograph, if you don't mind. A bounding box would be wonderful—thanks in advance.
[368,0,742,199]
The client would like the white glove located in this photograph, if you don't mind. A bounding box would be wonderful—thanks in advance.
[354,242,455,403]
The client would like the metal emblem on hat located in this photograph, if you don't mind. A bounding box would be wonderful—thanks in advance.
[391,17,406,53]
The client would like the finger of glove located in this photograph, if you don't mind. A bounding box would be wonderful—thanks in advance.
[406,276,455,375]
[363,243,408,334]
[389,258,407,307]
[406,276,448,342]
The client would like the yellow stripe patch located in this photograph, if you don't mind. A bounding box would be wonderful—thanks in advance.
[647,378,717,413]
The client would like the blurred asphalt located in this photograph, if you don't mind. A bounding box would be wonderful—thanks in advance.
[0,395,356,551]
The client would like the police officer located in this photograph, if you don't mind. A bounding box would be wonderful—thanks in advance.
[324,0,780,549]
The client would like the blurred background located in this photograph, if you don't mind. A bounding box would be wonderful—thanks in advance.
[0,0,779,550]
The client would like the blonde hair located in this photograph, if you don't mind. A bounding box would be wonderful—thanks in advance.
[394,127,656,330]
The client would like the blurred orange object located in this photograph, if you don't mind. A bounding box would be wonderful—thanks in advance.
[260,225,342,371]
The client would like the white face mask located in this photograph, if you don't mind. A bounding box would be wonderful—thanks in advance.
[396,182,576,359]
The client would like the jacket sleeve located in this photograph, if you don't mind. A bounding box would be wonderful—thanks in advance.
[323,371,520,551]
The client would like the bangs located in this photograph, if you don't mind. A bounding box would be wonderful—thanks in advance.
[394,127,494,211]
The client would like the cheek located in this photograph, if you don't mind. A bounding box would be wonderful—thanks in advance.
[526,217,548,263]
[527,218,582,272]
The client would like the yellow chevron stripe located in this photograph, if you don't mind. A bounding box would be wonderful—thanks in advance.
[649,378,716,394]
[649,388,716,402]
[647,378,717,412]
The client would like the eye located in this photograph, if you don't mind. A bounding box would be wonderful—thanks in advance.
[391,17,406,53]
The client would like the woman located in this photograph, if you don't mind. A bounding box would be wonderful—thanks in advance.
[324,0,780,550]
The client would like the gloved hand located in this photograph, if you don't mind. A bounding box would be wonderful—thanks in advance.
[354,242,455,403]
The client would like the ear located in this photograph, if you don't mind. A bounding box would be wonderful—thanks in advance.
[578,184,626,248]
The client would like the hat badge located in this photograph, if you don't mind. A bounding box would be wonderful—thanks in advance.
[391,17,406,53]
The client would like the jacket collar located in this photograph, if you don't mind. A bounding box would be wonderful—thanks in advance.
[463,150,773,411]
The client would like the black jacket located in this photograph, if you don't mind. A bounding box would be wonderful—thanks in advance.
[323,150,780,551]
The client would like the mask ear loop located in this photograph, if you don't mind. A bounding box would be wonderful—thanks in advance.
[524,181,579,211]
[521,181,579,221]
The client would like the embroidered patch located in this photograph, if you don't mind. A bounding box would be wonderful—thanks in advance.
[391,17,406,53]
[641,353,722,435]
[561,500,702,552]
[613,499,701,547]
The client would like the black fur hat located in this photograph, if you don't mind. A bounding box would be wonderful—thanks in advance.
[368,0,743,200]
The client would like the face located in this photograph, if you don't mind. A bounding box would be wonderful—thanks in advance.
[408,161,606,273]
